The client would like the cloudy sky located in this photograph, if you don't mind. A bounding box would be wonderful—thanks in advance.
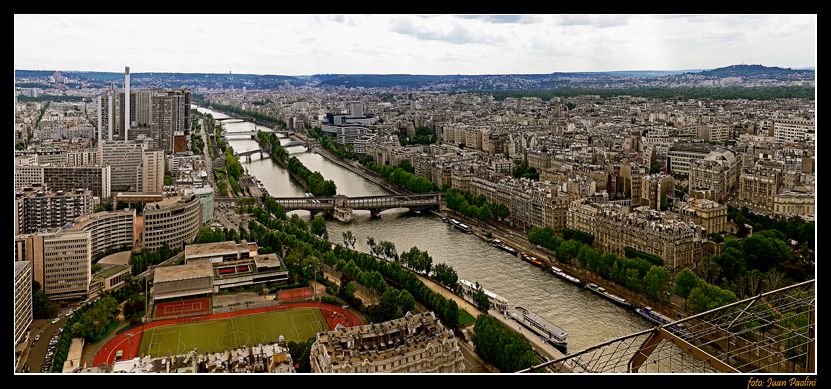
[14,14,816,75]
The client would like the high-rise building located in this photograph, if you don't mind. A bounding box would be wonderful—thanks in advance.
[18,230,92,300]
[135,90,154,127]
[98,140,146,192]
[142,150,165,193]
[14,187,94,235]
[14,261,33,345]
[124,66,130,139]
[348,101,364,118]
[151,90,190,153]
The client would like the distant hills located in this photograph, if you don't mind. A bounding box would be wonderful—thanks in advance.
[693,64,814,78]
[15,64,814,91]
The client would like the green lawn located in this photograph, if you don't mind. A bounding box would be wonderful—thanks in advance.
[138,308,327,358]
[458,308,476,327]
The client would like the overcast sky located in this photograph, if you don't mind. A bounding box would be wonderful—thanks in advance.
[14,14,816,75]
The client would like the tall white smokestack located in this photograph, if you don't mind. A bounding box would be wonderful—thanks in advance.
[108,82,114,141]
[124,66,130,140]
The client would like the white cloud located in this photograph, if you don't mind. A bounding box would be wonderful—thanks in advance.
[13,14,816,75]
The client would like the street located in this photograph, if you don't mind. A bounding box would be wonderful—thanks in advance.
[23,305,76,373]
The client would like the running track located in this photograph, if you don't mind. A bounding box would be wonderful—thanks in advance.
[92,302,361,366]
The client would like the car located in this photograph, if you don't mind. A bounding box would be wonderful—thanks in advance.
[51,318,60,324]
[34,335,40,342]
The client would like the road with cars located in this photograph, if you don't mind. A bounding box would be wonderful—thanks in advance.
[24,305,78,373]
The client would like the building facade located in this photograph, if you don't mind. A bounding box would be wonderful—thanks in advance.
[15,187,94,234]
[15,164,112,199]
[142,195,202,250]
[98,140,146,192]
[674,198,728,234]
[310,311,465,373]
[19,230,92,300]
[14,261,33,345]
[774,118,814,143]
[142,150,165,193]
[62,209,136,259]
[567,201,705,272]
[739,162,783,215]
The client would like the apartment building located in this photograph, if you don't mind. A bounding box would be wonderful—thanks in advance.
[15,187,94,234]
[310,311,465,373]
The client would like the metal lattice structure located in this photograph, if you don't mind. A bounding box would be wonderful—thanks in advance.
[520,279,815,373]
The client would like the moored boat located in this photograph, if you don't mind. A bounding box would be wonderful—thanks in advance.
[550,266,581,285]
[509,306,568,353]
[585,283,630,307]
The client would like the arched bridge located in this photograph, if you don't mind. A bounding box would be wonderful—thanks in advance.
[273,193,442,221]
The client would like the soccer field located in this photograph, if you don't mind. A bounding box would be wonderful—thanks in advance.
[138,308,328,358]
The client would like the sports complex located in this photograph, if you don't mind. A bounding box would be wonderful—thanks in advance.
[92,287,362,366]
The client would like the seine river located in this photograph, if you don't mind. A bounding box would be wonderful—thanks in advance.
[197,106,652,354]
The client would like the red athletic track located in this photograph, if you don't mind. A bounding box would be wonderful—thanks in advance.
[278,287,314,301]
[92,301,362,367]
[154,298,210,318]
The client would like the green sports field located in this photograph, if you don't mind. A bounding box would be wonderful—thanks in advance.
[138,308,328,358]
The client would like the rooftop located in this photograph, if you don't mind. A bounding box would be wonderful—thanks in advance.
[185,240,256,258]
[154,261,214,283]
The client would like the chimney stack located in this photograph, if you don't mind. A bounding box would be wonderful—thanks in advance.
[124,66,130,140]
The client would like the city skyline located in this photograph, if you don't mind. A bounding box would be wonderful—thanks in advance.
[14,14,816,75]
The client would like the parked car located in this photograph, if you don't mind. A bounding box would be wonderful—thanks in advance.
[33,335,40,342]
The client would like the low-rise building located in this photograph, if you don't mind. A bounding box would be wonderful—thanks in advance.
[773,190,815,221]
[310,311,465,373]
[674,198,728,234]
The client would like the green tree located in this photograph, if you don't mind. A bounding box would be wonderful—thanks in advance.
[643,265,671,302]
[310,215,328,238]
[471,282,491,312]
[397,289,415,313]
[674,268,700,299]
[341,230,356,248]
[32,281,58,319]
[472,315,539,372]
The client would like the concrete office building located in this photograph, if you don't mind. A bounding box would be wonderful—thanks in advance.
[142,195,202,250]
[98,140,146,192]
[667,143,712,177]
[182,186,215,223]
[61,209,136,259]
[14,261,33,345]
[142,150,165,193]
[15,187,94,234]
[18,230,92,300]
[310,311,465,373]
